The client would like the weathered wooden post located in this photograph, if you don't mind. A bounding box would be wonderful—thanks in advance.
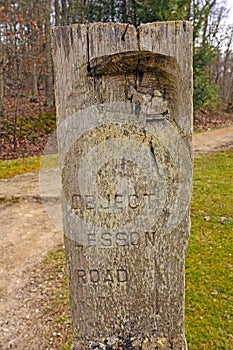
[52,22,193,349]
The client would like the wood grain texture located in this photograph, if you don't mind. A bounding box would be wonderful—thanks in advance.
[52,21,193,350]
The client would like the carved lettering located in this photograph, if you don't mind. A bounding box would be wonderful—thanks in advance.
[71,193,156,210]
[116,232,127,246]
[145,231,156,246]
[72,194,81,209]
[117,269,128,282]
[86,195,95,209]
[84,231,157,247]
[128,194,139,208]
[115,194,124,209]
[99,194,110,209]
[130,231,140,245]
[87,233,96,246]
[90,269,99,283]
[85,231,142,247]
[77,269,128,284]
[103,269,114,283]
[77,269,86,283]
[101,232,112,246]
[73,231,157,248]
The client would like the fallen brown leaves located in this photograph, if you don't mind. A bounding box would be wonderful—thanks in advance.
[0,95,55,160]
[194,108,233,132]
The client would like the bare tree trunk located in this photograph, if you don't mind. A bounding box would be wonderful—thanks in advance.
[61,0,67,25]
[81,0,86,23]
[13,95,19,152]
[68,0,75,24]
[55,0,60,26]
[122,0,127,22]
[222,38,232,102]
[45,0,54,107]
[110,0,115,21]
[0,31,4,118]
[31,59,38,102]
[184,0,191,20]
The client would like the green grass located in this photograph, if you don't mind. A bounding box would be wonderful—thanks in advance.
[0,154,59,179]
[0,156,41,178]
[186,151,233,349]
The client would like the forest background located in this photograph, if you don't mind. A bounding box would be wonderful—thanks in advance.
[0,0,233,159]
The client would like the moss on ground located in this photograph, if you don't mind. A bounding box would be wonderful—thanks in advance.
[2,112,56,139]
[0,112,56,160]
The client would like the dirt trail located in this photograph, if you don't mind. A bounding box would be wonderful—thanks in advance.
[0,199,62,303]
[0,126,232,349]
[193,125,233,153]
[0,171,62,349]
[0,199,63,349]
